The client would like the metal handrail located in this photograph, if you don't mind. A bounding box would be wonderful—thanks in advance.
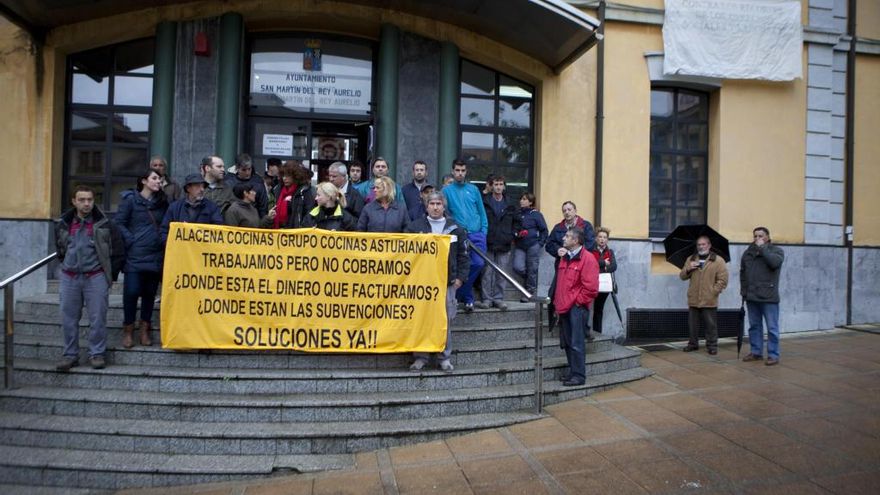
[466,240,550,414]
[2,253,57,389]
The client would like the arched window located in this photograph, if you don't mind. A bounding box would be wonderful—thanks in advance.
[459,60,534,197]
[64,38,155,212]
[649,87,709,237]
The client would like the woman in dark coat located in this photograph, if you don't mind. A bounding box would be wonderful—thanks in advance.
[115,169,168,348]
[302,182,357,231]
[590,227,618,334]
[357,176,409,233]
[284,164,315,229]
[513,192,548,302]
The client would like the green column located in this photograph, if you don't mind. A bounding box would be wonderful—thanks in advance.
[438,42,459,172]
[377,24,399,176]
[215,12,244,165]
[149,21,177,168]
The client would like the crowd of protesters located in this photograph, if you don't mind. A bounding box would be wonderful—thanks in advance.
[54,152,630,384]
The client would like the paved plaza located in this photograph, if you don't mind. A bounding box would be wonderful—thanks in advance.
[121,328,880,495]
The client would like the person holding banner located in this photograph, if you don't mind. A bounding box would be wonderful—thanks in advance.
[159,174,224,244]
[224,183,275,228]
[302,182,357,231]
[590,227,617,335]
[115,169,169,348]
[273,161,315,229]
[357,176,409,233]
[406,192,470,372]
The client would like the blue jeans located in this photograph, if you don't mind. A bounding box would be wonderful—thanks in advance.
[747,301,780,359]
[513,244,541,294]
[457,232,486,305]
[60,272,109,359]
[123,270,161,325]
[414,285,457,363]
[559,305,588,382]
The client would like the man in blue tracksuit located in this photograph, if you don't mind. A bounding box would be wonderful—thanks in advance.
[442,159,488,312]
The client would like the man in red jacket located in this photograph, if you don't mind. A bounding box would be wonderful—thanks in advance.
[554,227,599,386]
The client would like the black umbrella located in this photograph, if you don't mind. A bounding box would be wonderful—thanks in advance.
[663,224,730,269]
[610,292,624,326]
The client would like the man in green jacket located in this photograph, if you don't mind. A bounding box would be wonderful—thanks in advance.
[740,227,785,366]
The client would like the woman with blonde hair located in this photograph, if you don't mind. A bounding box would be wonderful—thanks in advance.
[357,176,409,233]
[302,182,356,231]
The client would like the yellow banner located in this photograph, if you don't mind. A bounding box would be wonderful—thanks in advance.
[160,223,450,352]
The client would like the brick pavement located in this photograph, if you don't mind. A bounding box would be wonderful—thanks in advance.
[119,329,880,495]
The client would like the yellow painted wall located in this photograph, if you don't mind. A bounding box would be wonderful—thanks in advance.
[0,19,59,218]
[601,22,662,238]
[711,77,806,244]
[537,49,596,220]
[853,55,880,246]
[857,0,880,40]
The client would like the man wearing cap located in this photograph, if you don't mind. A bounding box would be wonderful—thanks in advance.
[225,153,269,217]
[160,173,224,244]
[402,160,430,221]
[200,155,234,213]
[327,161,365,219]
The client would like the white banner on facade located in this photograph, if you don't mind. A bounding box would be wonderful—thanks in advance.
[662,0,802,81]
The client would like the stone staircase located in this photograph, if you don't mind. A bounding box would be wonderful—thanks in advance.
[0,286,652,491]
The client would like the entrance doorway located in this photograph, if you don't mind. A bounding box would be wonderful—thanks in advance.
[247,117,371,182]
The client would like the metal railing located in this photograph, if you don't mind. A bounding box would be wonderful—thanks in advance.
[466,241,550,414]
[1,253,57,389]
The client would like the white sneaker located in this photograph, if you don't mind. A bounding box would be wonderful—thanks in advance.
[439,360,454,372]
[409,360,427,371]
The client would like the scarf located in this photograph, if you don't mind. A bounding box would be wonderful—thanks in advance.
[274,184,297,228]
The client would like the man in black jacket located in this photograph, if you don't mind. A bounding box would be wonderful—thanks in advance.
[225,153,268,217]
[327,161,365,219]
[405,192,470,372]
[740,226,785,366]
[479,176,520,311]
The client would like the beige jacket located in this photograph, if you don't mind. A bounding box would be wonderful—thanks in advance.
[679,253,729,308]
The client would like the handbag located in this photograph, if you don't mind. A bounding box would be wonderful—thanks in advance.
[598,272,613,293]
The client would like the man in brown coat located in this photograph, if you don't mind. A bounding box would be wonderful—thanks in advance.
[679,235,728,355]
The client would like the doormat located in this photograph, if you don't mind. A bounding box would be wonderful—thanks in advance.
[637,344,676,352]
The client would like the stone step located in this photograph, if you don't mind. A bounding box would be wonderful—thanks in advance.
[4,333,605,369]
[0,444,357,490]
[12,293,543,326]
[0,368,652,463]
[8,315,561,348]
[4,347,642,393]
[0,366,652,426]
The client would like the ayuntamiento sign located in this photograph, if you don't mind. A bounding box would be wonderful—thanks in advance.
[160,223,450,352]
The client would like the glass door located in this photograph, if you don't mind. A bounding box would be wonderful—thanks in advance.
[247,117,311,176]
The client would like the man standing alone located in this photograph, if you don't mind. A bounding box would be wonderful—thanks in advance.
[554,228,599,386]
[741,227,785,365]
[442,159,488,312]
[680,236,729,355]
[55,186,114,370]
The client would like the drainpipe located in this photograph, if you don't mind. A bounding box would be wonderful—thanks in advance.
[844,0,856,325]
[593,1,606,227]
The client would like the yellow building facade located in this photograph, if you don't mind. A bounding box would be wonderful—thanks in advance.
[1,0,878,332]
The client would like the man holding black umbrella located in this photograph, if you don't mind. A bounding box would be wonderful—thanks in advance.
[680,236,729,355]
[740,227,785,365]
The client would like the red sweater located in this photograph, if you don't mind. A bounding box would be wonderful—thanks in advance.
[554,247,599,315]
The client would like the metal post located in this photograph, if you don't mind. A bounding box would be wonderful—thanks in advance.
[4,284,14,389]
[533,300,544,414]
